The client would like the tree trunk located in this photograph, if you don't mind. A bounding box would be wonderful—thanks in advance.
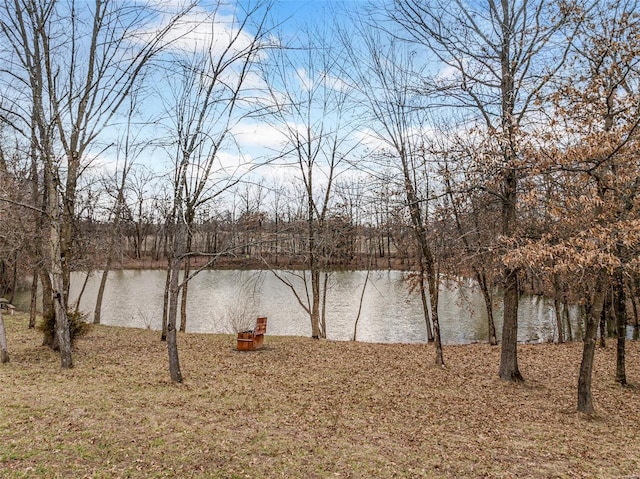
[39,268,55,347]
[499,268,523,381]
[167,263,182,383]
[29,270,38,329]
[629,274,640,341]
[73,271,91,314]
[613,269,626,385]
[477,271,497,346]
[95,191,124,324]
[599,297,607,348]
[319,272,329,338]
[0,307,9,363]
[9,253,17,304]
[179,255,191,332]
[311,268,321,339]
[632,276,640,327]
[577,272,608,414]
[419,264,434,342]
[554,296,565,344]
[353,267,372,341]
[161,265,170,342]
[630,285,639,328]
[631,277,640,340]
[401,160,443,365]
[426,260,444,367]
[307,187,324,339]
[166,216,185,383]
[94,268,109,325]
[486,302,498,346]
[51,251,73,368]
[563,290,573,342]
[29,149,41,331]
[553,275,565,343]
[274,215,279,265]
[49,189,73,369]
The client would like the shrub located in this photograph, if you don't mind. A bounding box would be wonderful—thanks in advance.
[38,309,91,349]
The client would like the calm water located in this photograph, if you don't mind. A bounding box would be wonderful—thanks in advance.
[15,269,580,344]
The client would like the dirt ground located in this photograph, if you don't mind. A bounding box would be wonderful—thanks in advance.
[1,313,639,478]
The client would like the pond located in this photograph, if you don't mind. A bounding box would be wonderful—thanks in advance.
[15,269,583,344]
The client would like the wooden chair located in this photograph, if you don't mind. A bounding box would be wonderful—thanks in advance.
[236,317,267,351]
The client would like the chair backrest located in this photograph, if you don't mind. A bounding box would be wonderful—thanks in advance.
[254,316,267,335]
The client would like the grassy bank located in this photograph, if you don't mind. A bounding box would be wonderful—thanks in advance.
[1,313,639,478]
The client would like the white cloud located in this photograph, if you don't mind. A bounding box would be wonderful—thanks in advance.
[295,67,313,91]
[232,121,289,151]
[136,2,264,58]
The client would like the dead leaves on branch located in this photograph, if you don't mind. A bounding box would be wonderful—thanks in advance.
[505,221,640,275]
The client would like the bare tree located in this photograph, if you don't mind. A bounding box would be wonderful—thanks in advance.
[386,0,582,380]
[341,28,444,364]
[160,0,273,382]
[94,93,147,325]
[262,22,360,339]
[0,0,193,368]
[125,165,160,261]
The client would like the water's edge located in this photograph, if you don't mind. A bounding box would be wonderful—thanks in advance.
[15,269,583,344]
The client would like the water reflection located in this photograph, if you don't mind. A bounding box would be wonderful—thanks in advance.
[15,269,582,344]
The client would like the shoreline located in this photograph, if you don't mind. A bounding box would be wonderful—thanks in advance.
[115,254,415,272]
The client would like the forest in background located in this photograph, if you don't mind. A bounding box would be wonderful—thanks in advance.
[0,0,639,414]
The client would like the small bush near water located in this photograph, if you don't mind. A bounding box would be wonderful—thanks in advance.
[37,310,91,348]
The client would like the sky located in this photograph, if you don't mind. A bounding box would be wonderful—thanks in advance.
[49,0,401,211]
[96,0,376,184]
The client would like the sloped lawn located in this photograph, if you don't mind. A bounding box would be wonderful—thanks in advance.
[1,313,639,478]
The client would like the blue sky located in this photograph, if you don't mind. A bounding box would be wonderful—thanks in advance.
[91,0,385,195]
[269,0,372,35]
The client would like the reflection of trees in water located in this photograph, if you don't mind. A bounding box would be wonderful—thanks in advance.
[221,271,265,334]
[15,269,575,345]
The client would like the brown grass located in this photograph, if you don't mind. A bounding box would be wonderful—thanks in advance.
[1,312,639,478]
